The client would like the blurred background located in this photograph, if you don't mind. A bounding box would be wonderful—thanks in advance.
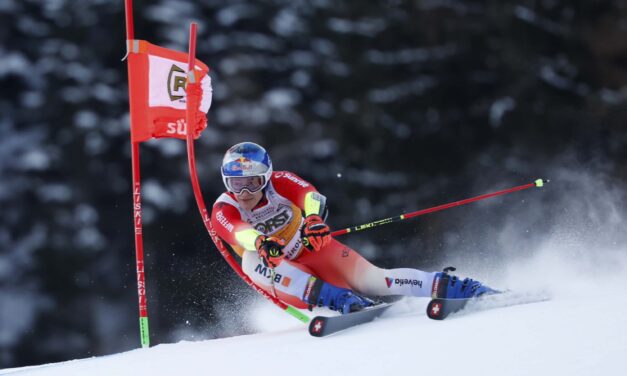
[1,0,626,369]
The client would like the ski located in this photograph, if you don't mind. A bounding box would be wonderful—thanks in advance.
[309,292,550,336]
[308,303,394,337]
[427,297,472,320]
[427,291,550,320]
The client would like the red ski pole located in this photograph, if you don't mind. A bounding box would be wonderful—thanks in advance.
[331,179,548,237]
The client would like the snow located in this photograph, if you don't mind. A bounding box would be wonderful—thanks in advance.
[489,96,515,128]
[0,291,44,348]
[271,9,306,37]
[366,45,458,65]
[2,254,625,376]
[2,165,624,375]
[326,17,387,37]
[368,76,437,103]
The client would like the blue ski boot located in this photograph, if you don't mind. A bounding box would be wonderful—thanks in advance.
[303,277,374,314]
[432,267,499,299]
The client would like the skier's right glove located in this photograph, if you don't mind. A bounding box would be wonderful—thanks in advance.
[255,235,286,268]
[301,215,331,252]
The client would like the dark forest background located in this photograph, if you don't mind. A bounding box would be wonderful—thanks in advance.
[1,0,626,369]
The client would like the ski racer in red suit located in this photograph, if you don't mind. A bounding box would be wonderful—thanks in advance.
[211,142,497,314]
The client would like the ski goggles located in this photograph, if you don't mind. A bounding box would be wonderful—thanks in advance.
[225,176,267,194]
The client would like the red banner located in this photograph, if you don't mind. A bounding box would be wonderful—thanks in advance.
[126,40,212,143]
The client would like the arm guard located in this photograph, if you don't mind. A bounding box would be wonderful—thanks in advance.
[303,191,328,221]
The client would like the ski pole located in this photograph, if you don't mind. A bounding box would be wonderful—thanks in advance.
[331,179,548,237]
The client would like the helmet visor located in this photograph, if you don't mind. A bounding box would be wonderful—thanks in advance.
[225,176,266,194]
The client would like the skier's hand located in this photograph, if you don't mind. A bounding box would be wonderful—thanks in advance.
[301,215,331,252]
[255,235,286,268]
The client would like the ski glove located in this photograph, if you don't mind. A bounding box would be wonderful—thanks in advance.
[301,215,331,252]
[255,235,286,268]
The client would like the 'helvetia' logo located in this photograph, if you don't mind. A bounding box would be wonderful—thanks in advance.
[167,64,187,101]
[385,277,422,288]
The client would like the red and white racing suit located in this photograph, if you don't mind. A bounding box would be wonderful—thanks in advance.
[211,171,436,308]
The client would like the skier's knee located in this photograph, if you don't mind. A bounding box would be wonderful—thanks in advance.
[350,266,387,295]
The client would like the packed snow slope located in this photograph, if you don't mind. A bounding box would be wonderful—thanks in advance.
[3,171,627,376]
[2,275,626,376]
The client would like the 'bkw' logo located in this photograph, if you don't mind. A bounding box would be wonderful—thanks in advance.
[167,64,187,101]
[385,277,393,288]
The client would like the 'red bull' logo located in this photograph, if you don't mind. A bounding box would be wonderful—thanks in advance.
[229,157,253,172]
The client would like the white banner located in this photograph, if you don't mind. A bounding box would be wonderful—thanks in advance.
[148,54,212,112]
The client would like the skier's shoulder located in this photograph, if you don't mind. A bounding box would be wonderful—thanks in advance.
[271,171,312,189]
[213,191,239,210]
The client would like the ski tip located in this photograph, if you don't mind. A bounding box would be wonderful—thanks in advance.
[308,316,329,337]
[535,178,549,187]
[426,299,446,320]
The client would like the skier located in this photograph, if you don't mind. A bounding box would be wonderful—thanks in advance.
[211,142,497,314]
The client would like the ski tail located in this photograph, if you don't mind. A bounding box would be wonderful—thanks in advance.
[427,290,551,320]
[427,297,469,320]
[309,303,394,337]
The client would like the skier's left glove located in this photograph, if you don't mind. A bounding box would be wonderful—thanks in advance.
[255,235,286,268]
[301,215,331,252]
